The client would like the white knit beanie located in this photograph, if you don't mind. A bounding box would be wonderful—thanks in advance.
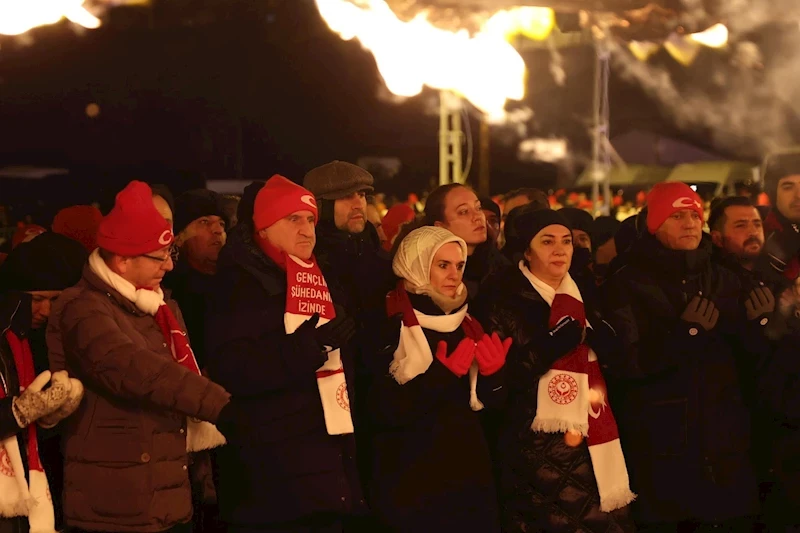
[393,226,468,294]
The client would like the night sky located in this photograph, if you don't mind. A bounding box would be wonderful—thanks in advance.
[0,0,749,219]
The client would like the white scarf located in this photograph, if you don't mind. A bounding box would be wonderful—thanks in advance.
[88,250,226,452]
[521,261,636,512]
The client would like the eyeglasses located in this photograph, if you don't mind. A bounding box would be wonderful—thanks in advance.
[140,244,180,264]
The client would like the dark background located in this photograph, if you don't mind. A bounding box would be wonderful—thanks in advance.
[0,0,790,220]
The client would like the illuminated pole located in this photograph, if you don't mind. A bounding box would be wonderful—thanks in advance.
[439,91,463,185]
[591,34,612,216]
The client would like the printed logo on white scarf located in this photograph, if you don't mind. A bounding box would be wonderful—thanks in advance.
[336,382,350,411]
[548,373,578,405]
[0,449,12,477]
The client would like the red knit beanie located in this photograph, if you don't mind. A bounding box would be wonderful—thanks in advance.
[253,175,318,231]
[97,181,173,256]
[646,182,704,234]
[53,205,103,252]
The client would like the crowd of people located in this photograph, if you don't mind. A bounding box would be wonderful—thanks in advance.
[2,154,800,533]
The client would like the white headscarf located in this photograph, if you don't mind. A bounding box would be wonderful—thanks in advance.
[392,226,468,300]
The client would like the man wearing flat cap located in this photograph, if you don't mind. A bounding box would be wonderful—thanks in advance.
[303,161,395,518]
[303,161,394,326]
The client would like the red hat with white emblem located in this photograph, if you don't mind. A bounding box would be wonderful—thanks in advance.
[97,180,174,256]
[646,182,704,234]
[253,174,318,231]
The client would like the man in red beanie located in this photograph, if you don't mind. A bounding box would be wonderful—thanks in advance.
[206,174,365,533]
[54,180,234,533]
[52,204,103,253]
[599,181,762,531]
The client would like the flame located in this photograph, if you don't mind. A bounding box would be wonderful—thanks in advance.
[315,0,553,119]
[0,0,100,36]
[689,23,729,48]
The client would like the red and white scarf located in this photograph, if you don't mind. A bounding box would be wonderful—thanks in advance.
[88,250,226,452]
[520,261,635,512]
[258,238,354,436]
[385,282,485,410]
[0,330,55,533]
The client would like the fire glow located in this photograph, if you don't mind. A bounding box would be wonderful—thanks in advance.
[0,0,100,36]
[315,0,555,119]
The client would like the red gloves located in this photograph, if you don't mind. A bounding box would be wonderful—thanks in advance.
[435,338,476,377]
[475,332,512,376]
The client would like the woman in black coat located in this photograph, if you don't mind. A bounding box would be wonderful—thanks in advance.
[486,209,636,533]
[367,226,511,532]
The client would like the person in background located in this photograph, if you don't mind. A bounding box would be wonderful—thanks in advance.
[166,189,230,533]
[559,207,595,299]
[206,175,363,533]
[368,226,509,532]
[166,189,228,370]
[221,195,240,229]
[52,205,103,253]
[366,203,387,244]
[423,184,509,307]
[591,216,621,280]
[486,208,635,532]
[601,182,762,531]
[0,232,87,533]
[501,188,550,230]
[480,196,501,248]
[303,161,394,519]
[381,203,416,253]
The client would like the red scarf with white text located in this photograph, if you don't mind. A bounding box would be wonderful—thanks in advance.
[257,235,354,435]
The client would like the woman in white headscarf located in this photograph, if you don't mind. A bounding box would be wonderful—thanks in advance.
[366,226,511,533]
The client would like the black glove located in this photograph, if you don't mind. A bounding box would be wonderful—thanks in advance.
[586,318,620,357]
[764,228,800,274]
[745,286,775,325]
[374,313,403,354]
[313,306,356,350]
[680,296,719,334]
[532,316,583,359]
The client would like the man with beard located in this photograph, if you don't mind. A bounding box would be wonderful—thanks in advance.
[303,161,394,326]
[303,161,394,528]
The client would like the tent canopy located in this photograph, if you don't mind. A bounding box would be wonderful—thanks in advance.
[666,161,755,186]
[575,164,671,188]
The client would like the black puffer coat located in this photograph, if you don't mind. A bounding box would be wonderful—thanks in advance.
[600,233,759,526]
[368,293,503,532]
[205,222,366,528]
[486,267,635,533]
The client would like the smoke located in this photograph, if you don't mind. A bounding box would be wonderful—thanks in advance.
[609,0,800,159]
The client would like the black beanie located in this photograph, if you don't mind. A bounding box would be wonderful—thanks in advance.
[558,207,593,235]
[514,209,573,255]
[503,203,550,260]
[591,216,621,248]
[479,196,500,219]
[0,232,87,293]
[763,152,800,205]
[174,189,228,235]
